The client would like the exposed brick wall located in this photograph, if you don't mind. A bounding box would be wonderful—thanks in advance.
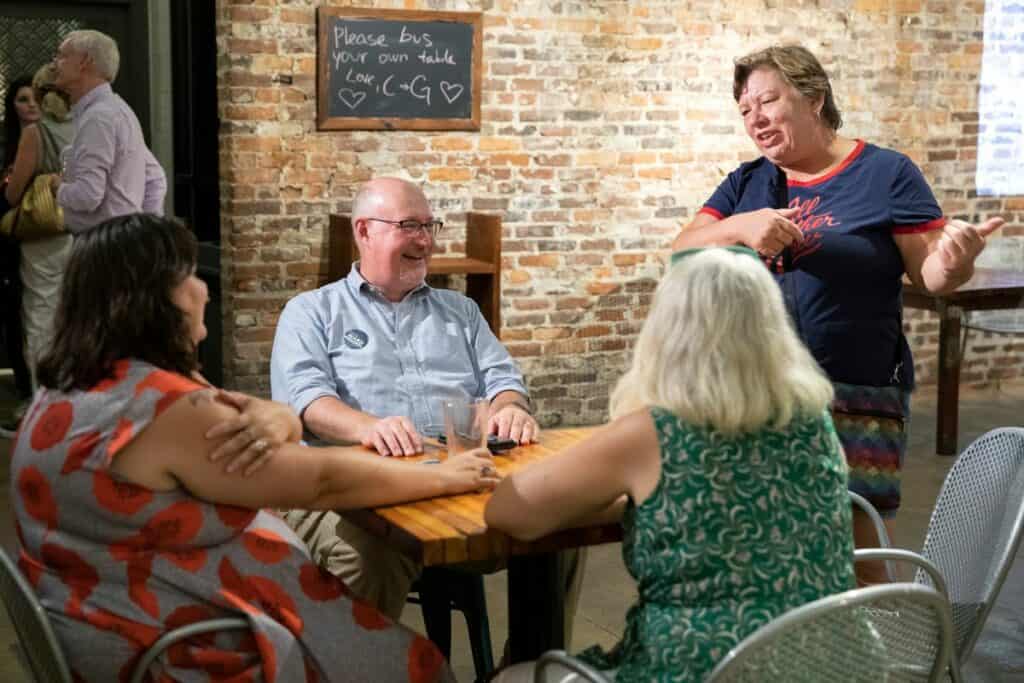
[216,0,1023,427]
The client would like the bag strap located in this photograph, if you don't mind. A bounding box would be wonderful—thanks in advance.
[772,166,803,335]
[891,302,905,386]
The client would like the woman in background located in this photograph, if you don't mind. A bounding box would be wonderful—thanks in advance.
[487,247,854,682]
[5,64,74,396]
[0,75,38,416]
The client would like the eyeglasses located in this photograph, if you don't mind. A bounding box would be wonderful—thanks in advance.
[366,218,444,238]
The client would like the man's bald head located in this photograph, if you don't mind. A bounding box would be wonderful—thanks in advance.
[351,177,428,222]
[349,177,435,302]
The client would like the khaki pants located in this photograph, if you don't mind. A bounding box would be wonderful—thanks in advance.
[283,509,420,620]
[282,509,586,637]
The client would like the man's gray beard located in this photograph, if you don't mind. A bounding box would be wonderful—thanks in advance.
[398,261,427,290]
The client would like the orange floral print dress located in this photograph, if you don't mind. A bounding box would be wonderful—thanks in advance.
[10,358,452,683]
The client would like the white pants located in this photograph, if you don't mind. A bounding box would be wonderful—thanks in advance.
[20,234,72,389]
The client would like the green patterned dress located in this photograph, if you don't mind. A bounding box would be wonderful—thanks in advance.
[577,407,855,682]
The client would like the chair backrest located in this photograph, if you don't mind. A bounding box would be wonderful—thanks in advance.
[916,426,1024,660]
[964,237,1024,333]
[533,649,612,683]
[128,617,250,683]
[707,583,954,683]
[0,548,72,683]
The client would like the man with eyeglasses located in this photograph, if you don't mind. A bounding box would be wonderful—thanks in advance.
[269,176,540,620]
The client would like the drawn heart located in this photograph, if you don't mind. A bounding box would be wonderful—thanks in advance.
[337,88,366,111]
[439,81,464,105]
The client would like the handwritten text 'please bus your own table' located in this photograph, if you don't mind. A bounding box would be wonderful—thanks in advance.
[331,24,466,111]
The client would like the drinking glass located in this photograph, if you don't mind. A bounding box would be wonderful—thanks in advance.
[441,397,489,454]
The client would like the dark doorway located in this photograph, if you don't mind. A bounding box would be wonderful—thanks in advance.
[170,0,219,245]
[0,0,224,387]
[170,0,222,385]
[0,0,151,393]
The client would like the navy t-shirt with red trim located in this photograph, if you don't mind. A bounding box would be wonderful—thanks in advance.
[700,140,944,389]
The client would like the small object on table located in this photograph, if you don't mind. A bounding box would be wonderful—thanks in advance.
[435,433,517,454]
[441,397,489,454]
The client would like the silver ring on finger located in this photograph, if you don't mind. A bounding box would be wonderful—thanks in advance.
[252,439,269,452]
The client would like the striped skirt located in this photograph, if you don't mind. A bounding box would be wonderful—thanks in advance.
[831,382,911,517]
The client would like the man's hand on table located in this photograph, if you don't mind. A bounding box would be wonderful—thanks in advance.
[488,402,539,445]
[204,390,301,476]
[359,415,423,457]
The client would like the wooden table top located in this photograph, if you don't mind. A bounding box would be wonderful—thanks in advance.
[339,427,624,566]
[904,268,1024,304]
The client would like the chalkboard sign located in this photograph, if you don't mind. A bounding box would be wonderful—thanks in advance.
[317,7,482,131]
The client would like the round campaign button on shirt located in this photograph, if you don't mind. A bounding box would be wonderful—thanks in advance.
[343,329,369,349]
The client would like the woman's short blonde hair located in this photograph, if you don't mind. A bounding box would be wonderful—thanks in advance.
[32,64,70,122]
[733,44,842,131]
[609,248,834,433]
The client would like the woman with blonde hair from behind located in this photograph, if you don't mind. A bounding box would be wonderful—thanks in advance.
[486,246,855,682]
[4,63,74,394]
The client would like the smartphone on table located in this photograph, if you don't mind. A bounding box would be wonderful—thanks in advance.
[436,433,517,453]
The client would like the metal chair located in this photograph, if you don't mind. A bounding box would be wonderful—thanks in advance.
[127,618,251,683]
[853,550,963,683]
[708,583,956,682]
[533,649,611,683]
[0,547,250,683]
[850,490,897,582]
[960,236,1024,360]
[0,547,72,683]
[848,427,1024,669]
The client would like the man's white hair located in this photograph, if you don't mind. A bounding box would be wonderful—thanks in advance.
[63,30,120,82]
[610,248,834,433]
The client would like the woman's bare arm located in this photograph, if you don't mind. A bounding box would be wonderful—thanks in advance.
[110,388,498,511]
[485,409,661,541]
[895,217,1005,295]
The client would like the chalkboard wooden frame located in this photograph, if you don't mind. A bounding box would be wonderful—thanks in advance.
[316,6,483,131]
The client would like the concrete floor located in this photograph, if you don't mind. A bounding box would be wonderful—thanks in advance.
[0,380,1021,681]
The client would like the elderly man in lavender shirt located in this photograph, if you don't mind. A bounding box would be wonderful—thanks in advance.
[52,29,166,231]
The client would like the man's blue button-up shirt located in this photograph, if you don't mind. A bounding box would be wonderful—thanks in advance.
[270,264,528,442]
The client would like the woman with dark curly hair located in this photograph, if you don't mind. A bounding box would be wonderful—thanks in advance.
[11,213,498,681]
[3,75,38,170]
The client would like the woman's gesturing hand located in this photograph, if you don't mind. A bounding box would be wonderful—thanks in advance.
[205,390,302,476]
[736,207,803,257]
[934,217,1004,277]
[438,449,502,495]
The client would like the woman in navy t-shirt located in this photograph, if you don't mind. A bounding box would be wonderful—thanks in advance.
[671,44,1003,583]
